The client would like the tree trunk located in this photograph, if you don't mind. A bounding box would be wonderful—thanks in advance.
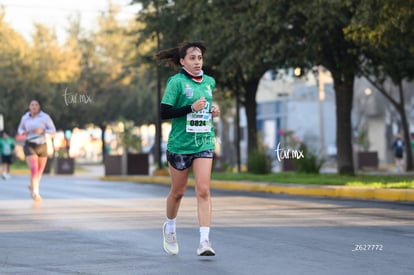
[100,124,106,164]
[395,82,413,171]
[243,77,261,155]
[121,146,128,175]
[400,112,413,171]
[396,103,413,171]
[364,78,413,171]
[333,75,355,174]
[236,93,241,173]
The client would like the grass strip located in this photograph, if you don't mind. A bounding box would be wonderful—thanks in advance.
[211,172,414,189]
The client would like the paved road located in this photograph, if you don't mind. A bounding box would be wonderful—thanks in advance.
[1,174,414,275]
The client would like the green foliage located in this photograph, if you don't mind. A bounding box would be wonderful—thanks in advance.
[345,0,414,50]
[247,149,271,174]
[295,144,324,174]
[0,4,154,133]
[344,0,413,83]
[10,159,27,169]
[117,120,142,153]
[356,127,370,151]
[344,0,414,170]
[2,1,413,173]
[210,172,414,189]
[131,0,363,174]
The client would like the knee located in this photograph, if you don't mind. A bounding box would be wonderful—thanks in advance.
[170,190,185,201]
[196,186,210,200]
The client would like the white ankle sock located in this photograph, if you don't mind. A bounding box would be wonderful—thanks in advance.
[33,186,39,195]
[165,218,176,233]
[200,227,210,243]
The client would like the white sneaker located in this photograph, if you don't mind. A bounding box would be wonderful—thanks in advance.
[32,193,42,202]
[163,222,179,255]
[197,240,215,256]
[27,185,42,202]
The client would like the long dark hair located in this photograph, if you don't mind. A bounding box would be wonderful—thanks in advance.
[155,41,207,67]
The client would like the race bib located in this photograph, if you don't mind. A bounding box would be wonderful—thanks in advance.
[186,111,212,133]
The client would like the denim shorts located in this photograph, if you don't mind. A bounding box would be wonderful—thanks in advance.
[167,149,214,170]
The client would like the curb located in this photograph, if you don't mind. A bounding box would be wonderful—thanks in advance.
[101,176,414,203]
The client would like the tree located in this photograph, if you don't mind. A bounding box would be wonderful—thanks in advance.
[72,3,153,158]
[202,0,365,174]
[131,0,364,174]
[290,0,361,174]
[196,1,278,160]
[111,0,414,174]
[131,0,282,164]
[345,0,414,170]
[28,22,85,131]
[0,4,152,154]
[0,7,36,131]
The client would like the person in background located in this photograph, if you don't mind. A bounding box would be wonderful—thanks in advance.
[17,99,56,201]
[155,41,220,256]
[392,134,405,172]
[0,130,15,179]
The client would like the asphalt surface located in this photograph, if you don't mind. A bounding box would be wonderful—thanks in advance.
[1,170,414,275]
[103,173,414,203]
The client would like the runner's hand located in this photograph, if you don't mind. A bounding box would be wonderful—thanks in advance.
[211,105,220,117]
[192,97,207,112]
